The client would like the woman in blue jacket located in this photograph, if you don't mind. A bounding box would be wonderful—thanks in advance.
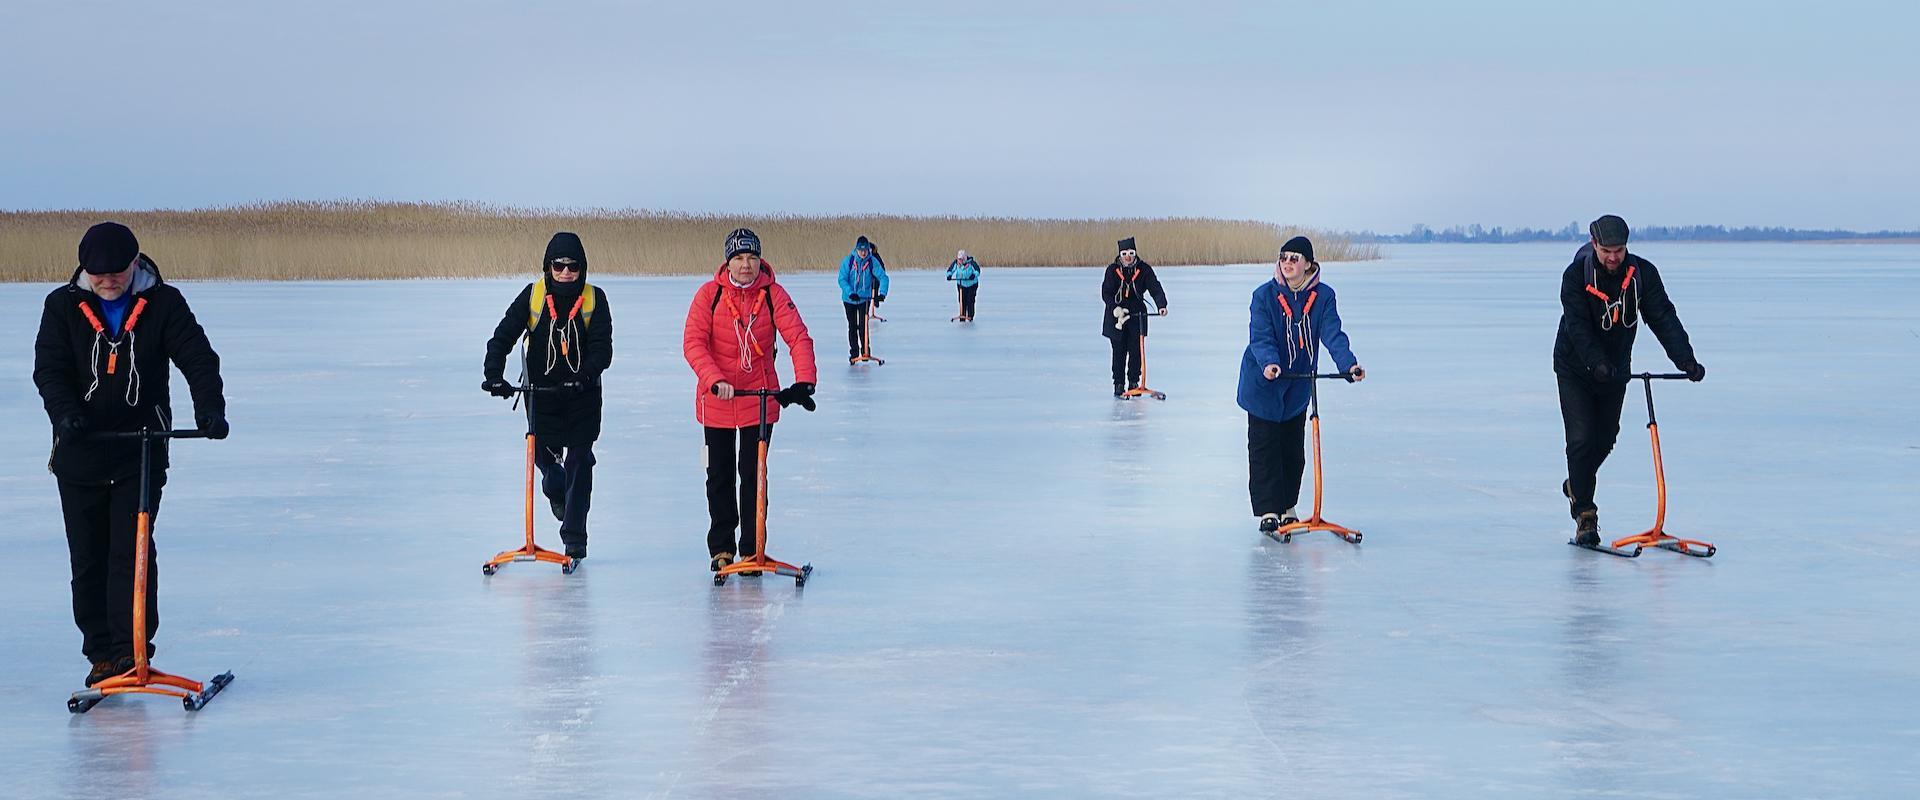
[946,249,981,321]
[1236,236,1365,532]
[836,236,889,362]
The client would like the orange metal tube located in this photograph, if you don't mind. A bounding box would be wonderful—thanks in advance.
[523,434,536,550]
[755,438,770,558]
[132,511,151,679]
[1308,414,1325,521]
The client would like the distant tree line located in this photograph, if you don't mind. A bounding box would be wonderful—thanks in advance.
[1353,222,1920,244]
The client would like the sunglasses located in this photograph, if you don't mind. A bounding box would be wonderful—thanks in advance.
[1278,254,1307,264]
[549,260,579,272]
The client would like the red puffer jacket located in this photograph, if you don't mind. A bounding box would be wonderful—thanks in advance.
[683,261,817,428]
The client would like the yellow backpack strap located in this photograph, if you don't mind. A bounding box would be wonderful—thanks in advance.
[528,280,596,329]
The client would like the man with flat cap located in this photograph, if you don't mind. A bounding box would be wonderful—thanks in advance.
[33,221,229,688]
[1554,214,1705,547]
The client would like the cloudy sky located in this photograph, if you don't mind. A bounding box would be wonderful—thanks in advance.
[2,0,1913,231]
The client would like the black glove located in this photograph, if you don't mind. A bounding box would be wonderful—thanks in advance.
[848,294,864,305]
[58,413,89,440]
[1590,363,1613,383]
[1682,361,1706,382]
[482,378,516,399]
[558,380,590,396]
[876,294,887,303]
[197,414,230,440]
[775,382,817,411]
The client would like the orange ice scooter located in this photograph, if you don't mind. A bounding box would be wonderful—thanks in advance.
[1266,371,1363,545]
[1570,372,1717,558]
[68,428,235,713]
[483,339,580,575]
[1121,306,1169,401]
[712,388,813,587]
[851,295,886,366]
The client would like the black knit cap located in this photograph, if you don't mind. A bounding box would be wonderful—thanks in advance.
[855,235,872,250]
[79,221,140,274]
[544,231,587,273]
[1117,237,1136,253]
[1281,235,1315,263]
[1590,215,1630,247]
[725,228,762,261]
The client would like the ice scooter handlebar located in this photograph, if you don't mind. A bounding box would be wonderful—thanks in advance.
[1277,372,1351,380]
[709,386,777,397]
[1631,372,1690,380]
[89,429,210,441]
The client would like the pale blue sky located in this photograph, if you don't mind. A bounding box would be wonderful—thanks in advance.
[2,0,1914,230]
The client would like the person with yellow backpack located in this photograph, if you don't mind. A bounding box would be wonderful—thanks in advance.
[482,232,613,561]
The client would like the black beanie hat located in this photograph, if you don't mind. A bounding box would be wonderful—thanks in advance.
[1590,215,1630,247]
[1117,237,1136,253]
[79,222,140,274]
[543,232,587,275]
[725,228,762,261]
[855,235,872,250]
[1281,235,1315,263]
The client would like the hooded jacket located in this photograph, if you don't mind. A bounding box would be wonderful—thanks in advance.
[684,261,818,429]
[1553,243,1695,383]
[946,257,982,288]
[33,255,226,482]
[837,248,890,304]
[1237,264,1358,423]
[1100,258,1167,339]
[482,262,613,447]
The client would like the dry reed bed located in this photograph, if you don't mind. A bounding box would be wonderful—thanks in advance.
[0,202,1378,282]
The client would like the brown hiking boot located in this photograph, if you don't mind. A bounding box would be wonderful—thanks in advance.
[1575,510,1601,548]
[85,659,121,687]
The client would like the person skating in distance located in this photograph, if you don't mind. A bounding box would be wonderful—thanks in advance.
[1555,214,1704,547]
[482,232,613,561]
[837,235,889,362]
[684,228,819,573]
[1237,236,1364,533]
[946,249,982,321]
[34,222,230,688]
[1101,237,1168,397]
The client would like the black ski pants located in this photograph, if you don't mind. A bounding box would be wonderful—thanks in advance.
[844,302,869,359]
[534,442,595,546]
[1248,411,1308,516]
[957,284,978,318]
[1109,331,1142,390]
[58,472,165,663]
[705,424,773,558]
[1558,372,1629,518]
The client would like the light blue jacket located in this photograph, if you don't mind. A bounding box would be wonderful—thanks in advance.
[946,257,981,288]
[838,249,890,304]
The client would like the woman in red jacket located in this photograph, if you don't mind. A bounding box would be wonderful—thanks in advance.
[683,228,819,572]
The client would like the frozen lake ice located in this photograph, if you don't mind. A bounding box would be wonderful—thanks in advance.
[2,243,1917,798]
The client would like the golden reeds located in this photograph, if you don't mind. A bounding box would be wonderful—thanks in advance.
[0,201,1378,281]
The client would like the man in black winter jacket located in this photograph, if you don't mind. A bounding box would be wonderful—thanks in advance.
[32,222,229,688]
[1101,237,1169,397]
[1554,215,1705,546]
[482,232,613,561]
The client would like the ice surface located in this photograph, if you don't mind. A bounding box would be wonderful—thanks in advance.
[2,243,1917,798]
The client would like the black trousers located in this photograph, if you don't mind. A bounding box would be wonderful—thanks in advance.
[705,425,773,558]
[843,302,869,358]
[58,472,165,663]
[1248,412,1308,516]
[1109,332,1143,389]
[1557,373,1629,518]
[957,284,978,318]
[534,442,595,546]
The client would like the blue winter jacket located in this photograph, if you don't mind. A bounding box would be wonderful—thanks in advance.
[838,250,890,304]
[946,257,981,288]
[1236,271,1358,423]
